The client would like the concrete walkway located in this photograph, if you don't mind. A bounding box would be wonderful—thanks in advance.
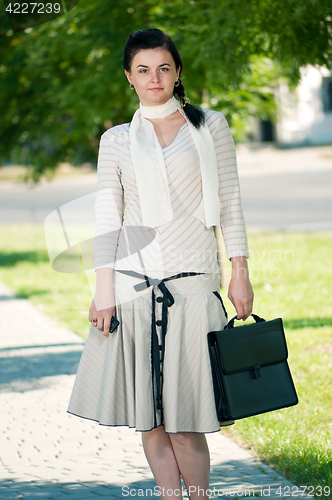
[0,281,310,500]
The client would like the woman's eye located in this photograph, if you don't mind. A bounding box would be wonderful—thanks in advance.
[139,69,148,74]
[160,67,169,72]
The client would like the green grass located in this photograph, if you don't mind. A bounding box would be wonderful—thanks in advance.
[0,225,92,335]
[223,231,332,497]
[0,225,331,496]
[0,164,95,183]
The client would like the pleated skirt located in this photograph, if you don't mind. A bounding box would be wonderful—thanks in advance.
[67,269,231,434]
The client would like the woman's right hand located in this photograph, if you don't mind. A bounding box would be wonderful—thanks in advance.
[89,298,116,339]
[90,268,117,338]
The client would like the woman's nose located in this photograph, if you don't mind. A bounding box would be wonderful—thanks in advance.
[151,70,160,82]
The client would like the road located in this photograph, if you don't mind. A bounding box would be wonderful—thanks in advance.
[239,169,332,231]
[236,144,332,231]
[0,145,331,230]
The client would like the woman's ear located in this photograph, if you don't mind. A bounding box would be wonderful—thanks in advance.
[124,70,132,85]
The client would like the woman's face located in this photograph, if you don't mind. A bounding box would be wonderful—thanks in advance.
[125,47,180,107]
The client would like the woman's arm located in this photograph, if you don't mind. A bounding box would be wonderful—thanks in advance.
[91,129,124,337]
[211,112,253,319]
[212,112,249,259]
[89,268,116,338]
[228,256,254,320]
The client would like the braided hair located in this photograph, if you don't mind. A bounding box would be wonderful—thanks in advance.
[123,29,205,129]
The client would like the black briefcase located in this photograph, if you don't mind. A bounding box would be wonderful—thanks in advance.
[207,314,298,422]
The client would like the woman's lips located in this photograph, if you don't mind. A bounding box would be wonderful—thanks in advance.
[149,88,163,92]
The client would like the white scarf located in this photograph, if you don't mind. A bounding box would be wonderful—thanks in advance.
[129,96,221,229]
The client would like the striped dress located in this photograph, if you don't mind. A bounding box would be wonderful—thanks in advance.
[67,109,249,433]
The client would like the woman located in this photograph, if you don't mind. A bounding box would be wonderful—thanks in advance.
[68,28,253,500]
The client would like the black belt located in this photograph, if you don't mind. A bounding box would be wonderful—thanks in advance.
[117,270,205,426]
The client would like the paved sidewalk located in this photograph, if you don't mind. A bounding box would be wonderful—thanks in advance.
[0,281,310,500]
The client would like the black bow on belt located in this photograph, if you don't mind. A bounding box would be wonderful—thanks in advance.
[117,270,204,424]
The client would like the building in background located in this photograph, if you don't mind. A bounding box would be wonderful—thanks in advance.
[250,66,332,146]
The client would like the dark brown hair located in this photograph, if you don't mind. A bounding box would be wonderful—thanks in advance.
[123,29,205,129]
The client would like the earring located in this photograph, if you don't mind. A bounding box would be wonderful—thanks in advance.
[129,83,135,90]
[174,80,180,87]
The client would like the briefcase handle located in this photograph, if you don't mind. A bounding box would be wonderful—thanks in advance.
[224,314,266,329]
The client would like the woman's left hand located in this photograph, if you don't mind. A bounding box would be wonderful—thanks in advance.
[228,256,254,320]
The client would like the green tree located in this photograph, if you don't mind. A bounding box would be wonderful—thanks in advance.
[0,0,331,180]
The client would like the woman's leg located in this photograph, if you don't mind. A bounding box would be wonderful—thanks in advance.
[142,426,210,500]
[169,432,210,500]
[141,425,182,499]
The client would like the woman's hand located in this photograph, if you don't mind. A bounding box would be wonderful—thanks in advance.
[89,298,116,339]
[89,268,116,338]
[227,256,254,321]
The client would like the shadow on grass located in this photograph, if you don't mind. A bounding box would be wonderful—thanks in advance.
[0,289,49,301]
[284,317,332,329]
[15,289,49,299]
[0,250,49,267]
